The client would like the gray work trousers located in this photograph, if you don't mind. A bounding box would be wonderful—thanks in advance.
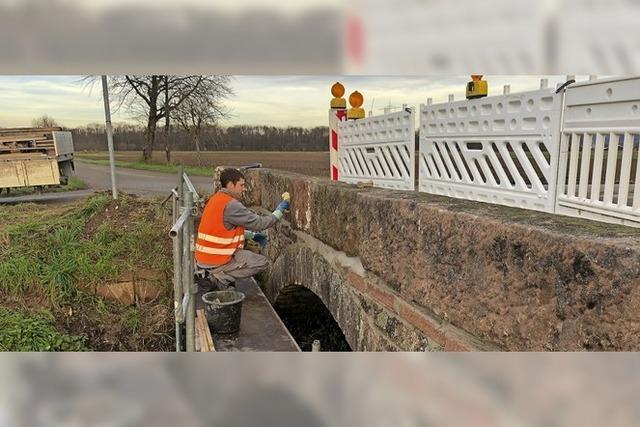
[201,249,269,285]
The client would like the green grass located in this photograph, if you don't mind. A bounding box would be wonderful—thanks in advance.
[0,196,110,302]
[123,307,143,333]
[76,157,213,177]
[0,193,174,350]
[3,176,88,197]
[0,194,167,302]
[0,306,87,351]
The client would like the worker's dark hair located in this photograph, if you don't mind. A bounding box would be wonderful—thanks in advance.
[220,168,245,188]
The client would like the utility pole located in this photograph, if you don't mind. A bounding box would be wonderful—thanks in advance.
[101,75,118,200]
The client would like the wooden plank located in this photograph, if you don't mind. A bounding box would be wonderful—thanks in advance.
[196,309,215,352]
[195,310,207,352]
[204,318,215,352]
[200,310,216,352]
[194,321,202,352]
[0,153,49,161]
[0,136,50,143]
[0,147,51,153]
[0,127,61,134]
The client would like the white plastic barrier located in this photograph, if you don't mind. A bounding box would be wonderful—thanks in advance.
[418,88,563,213]
[337,108,415,190]
[555,77,640,227]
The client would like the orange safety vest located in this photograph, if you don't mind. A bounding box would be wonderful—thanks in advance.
[194,191,245,266]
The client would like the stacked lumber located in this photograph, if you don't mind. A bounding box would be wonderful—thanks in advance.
[195,309,216,352]
[0,127,61,158]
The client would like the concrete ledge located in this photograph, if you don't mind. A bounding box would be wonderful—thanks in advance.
[240,168,640,351]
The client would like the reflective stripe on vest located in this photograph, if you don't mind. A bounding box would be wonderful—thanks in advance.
[194,191,245,266]
[197,232,244,245]
[195,244,238,255]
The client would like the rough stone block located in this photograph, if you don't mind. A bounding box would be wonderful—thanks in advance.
[249,168,640,351]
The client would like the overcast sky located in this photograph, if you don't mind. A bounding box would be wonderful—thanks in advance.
[0,75,572,128]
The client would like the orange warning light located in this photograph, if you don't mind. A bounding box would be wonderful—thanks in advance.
[331,82,345,98]
[349,91,364,108]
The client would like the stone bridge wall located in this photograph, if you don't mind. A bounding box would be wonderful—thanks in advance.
[219,168,640,351]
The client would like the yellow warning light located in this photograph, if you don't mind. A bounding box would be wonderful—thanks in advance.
[466,75,488,100]
[347,91,365,119]
[330,82,347,109]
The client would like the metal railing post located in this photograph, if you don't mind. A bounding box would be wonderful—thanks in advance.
[182,190,196,352]
[169,169,200,352]
[172,191,183,352]
[178,166,184,204]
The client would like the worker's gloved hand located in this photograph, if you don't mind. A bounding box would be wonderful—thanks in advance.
[272,200,290,220]
[253,233,268,247]
[276,200,290,212]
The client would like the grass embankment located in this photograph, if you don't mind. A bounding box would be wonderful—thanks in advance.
[0,193,174,351]
[76,157,213,177]
[2,176,88,197]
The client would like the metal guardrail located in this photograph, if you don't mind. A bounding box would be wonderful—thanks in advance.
[169,167,201,352]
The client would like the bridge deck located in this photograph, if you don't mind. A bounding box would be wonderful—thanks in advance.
[195,278,300,352]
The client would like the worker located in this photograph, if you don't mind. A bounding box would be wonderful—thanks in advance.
[195,168,290,289]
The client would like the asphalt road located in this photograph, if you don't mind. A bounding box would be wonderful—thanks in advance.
[75,160,214,196]
[0,161,215,204]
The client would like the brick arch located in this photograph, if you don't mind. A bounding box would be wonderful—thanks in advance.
[263,243,361,349]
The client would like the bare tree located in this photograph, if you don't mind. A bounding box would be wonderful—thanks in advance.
[105,75,215,162]
[32,115,60,128]
[173,76,233,165]
[164,76,171,164]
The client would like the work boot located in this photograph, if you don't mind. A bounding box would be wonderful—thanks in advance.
[197,277,225,293]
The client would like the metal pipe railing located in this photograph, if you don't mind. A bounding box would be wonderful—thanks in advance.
[169,208,191,238]
[183,191,196,352]
[172,188,182,352]
[169,166,199,352]
[182,172,200,201]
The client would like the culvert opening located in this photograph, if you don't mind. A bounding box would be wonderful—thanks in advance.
[273,285,352,352]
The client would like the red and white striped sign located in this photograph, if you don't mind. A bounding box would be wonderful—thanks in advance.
[329,108,346,180]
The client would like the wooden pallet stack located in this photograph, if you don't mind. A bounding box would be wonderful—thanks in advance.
[0,127,62,159]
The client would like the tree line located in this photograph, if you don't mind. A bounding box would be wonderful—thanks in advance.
[71,123,329,152]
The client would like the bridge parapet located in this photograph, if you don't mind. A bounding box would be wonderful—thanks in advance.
[218,167,640,351]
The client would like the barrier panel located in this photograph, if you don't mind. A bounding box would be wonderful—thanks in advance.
[337,108,415,190]
[418,88,563,213]
[555,77,640,227]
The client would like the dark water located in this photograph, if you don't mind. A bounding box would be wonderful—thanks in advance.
[273,285,352,352]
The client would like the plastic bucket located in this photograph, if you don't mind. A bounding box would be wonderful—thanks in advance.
[202,290,246,334]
